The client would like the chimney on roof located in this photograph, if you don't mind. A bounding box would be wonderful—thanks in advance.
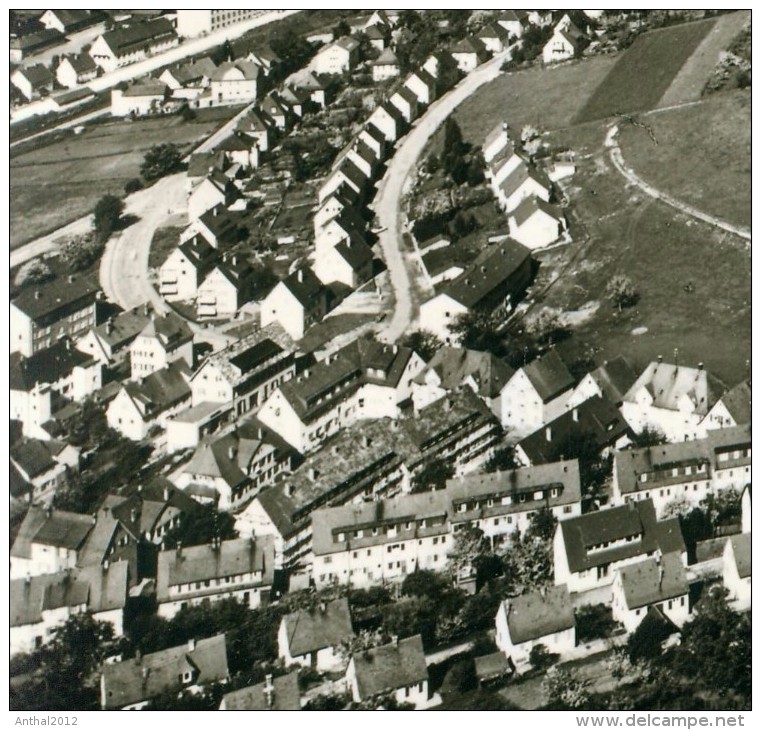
[263,674,275,708]
[572,408,578,423]
[502,121,508,132]
[68,274,75,284]
[144,303,150,317]
[130,507,138,523]
[106,317,114,335]
[297,268,304,283]
[164,485,170,502]
[103,559,110,571]
[213,206,219,216]
[392,634,399,647]
[308,467,320,481]
[35,290,41,300]
[545,426,552,442]
[284,483,294,498]
[228,445,236,461]
[187,638,196,652]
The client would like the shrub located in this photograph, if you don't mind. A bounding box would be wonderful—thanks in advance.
[14,258,54,287]
[124,178,143,194]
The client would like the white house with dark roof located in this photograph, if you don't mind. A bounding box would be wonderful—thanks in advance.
[495,585,575,667]
[478,23,510,53]
[389,85,420,124]
[488,143,524,188]
[220,672,300,710]
[89,18,178,73]
[699,379,751,435]
[553,499,686,598]
[189,329,296,416]
[237,108,272,151]
[620,360,727,442]
[196,255,258,320]
[419,239,534,345]
[314,235,375,289]
[447,459,582,544]
[543,15,588,64]
[497,161,553,212]
[159,234,219,301]
[722,533,751,610]
[318,157,369,204]
[314,185,359,231]
[500,349,575,434]
[111,82,167,117]
[497,10,527,38]
[130,311,193,380]
[568,355,640,409]
[450,36,490,73]
[260,91,289,130]
[56,53,98,88]
[77,303,152,367]
[611,552,690,632]
[311,35,360,75]
[188,169,238,222]
[372,47,401,82]
[367,102,405,143]
[404,67,437,105]
[346,635,437,709]
[10,438,75,505]
[508,196,567,249]
[278,598,354,671]
[11,64,55,101]
[612,424,751,518]
[209,60,259,104]
[483,120,512,165]
[261,268,332,340]
[40,9,102,34]
[156,536,275,618]
[257,339,424,455]
[101,635,228,710]
[180,205,247,249]
[358,124,388,162]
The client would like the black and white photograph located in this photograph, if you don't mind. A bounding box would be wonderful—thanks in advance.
[8,6,751,714]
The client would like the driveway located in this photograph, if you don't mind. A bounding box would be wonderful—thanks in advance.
[373,47,513,343]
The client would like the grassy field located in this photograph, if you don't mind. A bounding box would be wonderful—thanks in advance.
[535,119,750,386]
[148,225,184,270]
[10,111,239,249]
[575,18,716,123]
[618,89,750,227]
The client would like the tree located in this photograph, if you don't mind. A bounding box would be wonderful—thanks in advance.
[631,425,668,447]
[526,506,557,542]
[542,666,591,709]
[162,503,238,549]
[701,487,741,531]
[61,233,104,272]
[93,195,125,243]
[124,177,143,194]
[661,493,693,518]
[606,275,639,311]
[450,309,504,353]
[627,609,674,664]
[332,19,350,37]
[483,445,518,473]
[411,460,454,493]
[401,570,449,601]
[140,143,183,182]
[401,330,443,362]
[575,603,617,643]
[14,258,54,287]
[530,644,559,671]
[441,659,478,694]
[447,524,489,578]
[526,310,569,347]
[501,532,553,589]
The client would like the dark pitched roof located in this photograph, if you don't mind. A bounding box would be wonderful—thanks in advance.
[510,195,564,228]
[10,28,65,52]
[100,18,177,57]
[186,150,227,178]
[451,36,488,56]
[47,9,101,32]
[211,60,260,82]
[499,161,552,198]
[505,585,574,644]
[415,347,514,399]
[351,635,428,699]
[101,635,228,709]
[518,395,631,464]
[123,361,191,413]
[587,355,639,405]
[478,22,510,41]
[364,24,387,40]
[282,598,354,656]
[716,380,751,425]
[337,158,368,191]
[558,499,685,574]
[27,510,94,551]
[138,311,193,349]
[221,672,300,711]
[335,238,374,272]
[122,81,166,97]
[522,348,575,402]
[93,304,152,350]
[174,233,219,272]
[280,268,328,309]
[16,63,55,87]
[617,552,688,609]
[10,438,58,478]
[10,339,95,391]
[12,273,100,323]
[728,533,751,579]
[181,437,249,491]
[474,651,512,681]
[441,238,532,308]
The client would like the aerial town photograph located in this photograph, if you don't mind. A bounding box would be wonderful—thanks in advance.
[8,7,751,714]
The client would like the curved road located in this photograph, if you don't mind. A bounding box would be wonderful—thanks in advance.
[374,47,513,343]
[606,125,751,242]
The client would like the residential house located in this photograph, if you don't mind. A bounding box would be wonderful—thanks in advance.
[508,196,567,250]
[722,533,751,610]
[155,536,275,618]
[278,86,309,119]
[364,10,394,30]
[497,162,553,212]
[11,64,55,101]
[318,157,369,204]
[10,28,65,63]
[478,23,510,53]
[419,239,534,345]
[620,360,726,442]
[245,48,281,77]
[611,424,752,518]
[11,563,129,655]
[56,53,98,88]
[312,491,454,588]
[209,61,259,106]
[10,438,75,505]
[107,361,192,440]
[543,15,588,64]
[487,143,524,188]
[315,205,371,250]
[89,18,179,73]
[364,23,388,51]
[10,340,102,439]
[313,185,359,234]
[345,635,435,710]
[237,109,272,152]
[10,506,94,578]
[482,120,512,164]
[516,395,632,466]
[450,37,490,73]
[190,329,296,416]
[260,92,289,130]
[180,205,247,249]
[499,349,575,434]
[261,268,332,340]
[389,85,420,124]
[411,346,515,418]
[111,81,167,117]
[496,10,527,38]
[611,552,690,632]
[188,169,239,222]
[447,459,582,546]
[165,401,234,454]
[130,311,193,379]
[358,124,388,162]
[567,355,639,409]
[422,50,461,93]
[495,586,576,667]
[367,101,405,143]
[292,70,328,108]
[278,598,354,671]
[76,303,152,367]
[40,9,102,34]
[311,36,361,75]
[159,234,219,302]
[100,635,229,710]
[404,67,437,106]
[220,672,300,710]
[11,273,101,356]
[185,150,228,191]
[196,256,258,319]
[314,235,375,289]
[700,379,751,434]
[553,499,686,598]
[257,338,424,454]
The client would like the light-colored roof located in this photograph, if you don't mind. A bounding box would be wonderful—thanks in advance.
[351,635,428,699]
[221,672,300,710]
[282,598,354,656]
[727,532,751,579]
[617,552,688,609]
[504,585,575,644]
[414,346,514,398]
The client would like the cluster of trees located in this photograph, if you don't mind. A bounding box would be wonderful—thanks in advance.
[140,143,184,182]
[439,118,485,187]
[14,257,55,287]
[282,135,338,182]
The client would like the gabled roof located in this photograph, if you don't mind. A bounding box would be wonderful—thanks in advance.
[99,18,177,57]
[211,60,259,82]
[335,237,374,272]
[393,85,419,108]
[451,36,488,56]
[93,304,152,349]
[101,635,228,709]
[334,35,360,52]
[504,585,574,644]
[617,552,688,610]
[715,379,751,425]
[10,438,59,478]
[558,499,685,574]
[478,22,509,41]
[279,268,328,310]
[215,130,256,153]
[364,24,387,40]
[46,9,101,32]
[586,355,639,405]
[727,532,751,579]
[10,339,96,391]
[123,361,191,414]
[11,506,94,559]
[12,273,100,322]
[499,161,552,198]
[406,67,436,91]
[15,63,55,88]
[186,150,227,178]
[415,346,514,399]
[623,361,726,416]
[181,437,249,491]
[510,195,564,228]
[351,635,428,699]
[122,81,166,97]
[336,157,368,190]
[441,238,532,309]
[518,395,631,464]
[483,120,510,153]
[522,349,575,403]
[221,672,300,711]
[173,233,219,272]
[137,311,193,350]
[61,52,98,74]
[281,597,354,656]
[196,206,247,242]
[10,28,64,52]
[376,101,405,124]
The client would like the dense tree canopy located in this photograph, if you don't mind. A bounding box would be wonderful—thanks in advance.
[141,143,184,182]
